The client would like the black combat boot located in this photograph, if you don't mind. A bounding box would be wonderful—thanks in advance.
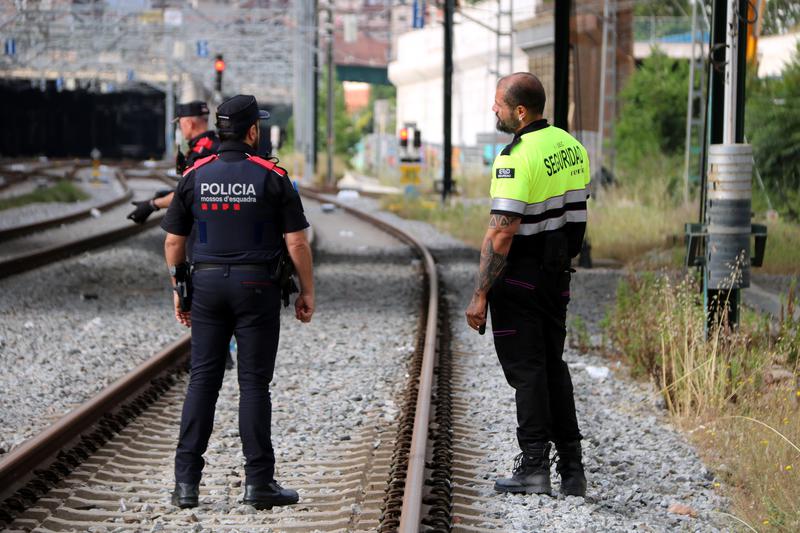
[171,482,199,508]
[243,481,299,510]
[555,440,587,497]
[494,442,552,495]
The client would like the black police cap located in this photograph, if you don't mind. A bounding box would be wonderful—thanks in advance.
[173,101,209,122]
[216,95,270,134]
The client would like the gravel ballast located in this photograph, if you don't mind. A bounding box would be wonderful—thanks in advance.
[331,194,728,530]
[444,262,727,532]
[0,227,186,456]
[0,166,126,231]
[1,188,731,530]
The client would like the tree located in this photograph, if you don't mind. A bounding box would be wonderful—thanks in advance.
[633,0,689,17]
[317,70,361,159]
[746,42,800,216]
[615,49,689,170]
[761,0,800,36]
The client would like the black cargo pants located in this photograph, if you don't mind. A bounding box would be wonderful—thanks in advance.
[489,260,582,450]
[174,265,280,486]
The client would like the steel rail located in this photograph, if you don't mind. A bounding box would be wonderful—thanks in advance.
[298,188,438,532]
[0,187,440,530]
[0,167,134,243]
[0,334,190,502]
[0,213,164,280]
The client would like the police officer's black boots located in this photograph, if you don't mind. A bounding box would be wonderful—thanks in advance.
[555,440,587,497]
[243,481,299,510]
[494,442,552,495]
[171,482,199,508]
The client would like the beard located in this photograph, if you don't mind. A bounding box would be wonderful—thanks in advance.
[496,113,519,134]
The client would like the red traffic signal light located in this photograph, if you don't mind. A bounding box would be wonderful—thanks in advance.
[214,56,225,72]
[399,128,409,147]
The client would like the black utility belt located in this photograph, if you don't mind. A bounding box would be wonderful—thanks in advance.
[193,263,273,272]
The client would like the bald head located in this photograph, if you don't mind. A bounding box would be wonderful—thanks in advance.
[498,72,546,117]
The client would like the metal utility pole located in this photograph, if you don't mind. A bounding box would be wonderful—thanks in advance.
[165,76,175,160]
[686,0,767,332]
[596,0,610,174]
[597,0,618,177]
[313,0,320,172]
[326,3,335,188]
[683,0,708,206]
[293,0,316,181]
[554,0,571,130]
[443,0,454,202]
[164,34,175,161]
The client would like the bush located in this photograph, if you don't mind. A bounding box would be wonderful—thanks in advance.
[0,180,89,211]
[746,43,800,218]
[614,50,688,193]
[606,271,800,531]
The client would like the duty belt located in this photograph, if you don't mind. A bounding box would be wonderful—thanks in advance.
[193,263,272,272]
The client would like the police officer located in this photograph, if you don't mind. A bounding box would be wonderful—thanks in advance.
[162,94,314,509]
[128,100,220,224]
[465,73,590,497]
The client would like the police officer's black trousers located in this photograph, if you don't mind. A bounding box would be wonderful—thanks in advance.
[489,262,583,450]
[175,266,280,486]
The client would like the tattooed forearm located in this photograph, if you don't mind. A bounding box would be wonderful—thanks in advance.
[475,238,507,294]
[488,213,516,229]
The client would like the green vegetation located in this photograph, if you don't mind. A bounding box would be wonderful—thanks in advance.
[381,195,488,249]
[316,70,363,159]
[614,50,688,199]
[567,316,591,354]
[0,180,89,211]
[760,218,800,275]
[746,43,800,219]
[762,0,800,36]
[607,273,800,530]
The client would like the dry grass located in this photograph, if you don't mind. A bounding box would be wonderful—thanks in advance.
[381,195,489,249]
[689,389,800,532]
[0,180,89,211]
[586,196,694,267]
[760,218,800,276]
[607,273,800,530]
[373,158,800,276]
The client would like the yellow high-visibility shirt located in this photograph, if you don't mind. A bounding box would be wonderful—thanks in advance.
[490,119,590,258]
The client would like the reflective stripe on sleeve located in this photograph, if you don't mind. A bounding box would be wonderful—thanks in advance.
[516,209,587,236]
[491,197,527,214]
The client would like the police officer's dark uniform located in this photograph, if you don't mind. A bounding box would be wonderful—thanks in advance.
[161,95,308,509]
[127,101,220,224]
[177,101,221,171]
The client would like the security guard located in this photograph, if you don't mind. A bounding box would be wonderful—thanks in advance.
[465,73,590,497]
[128,100,220,224]
[162,94,314,509]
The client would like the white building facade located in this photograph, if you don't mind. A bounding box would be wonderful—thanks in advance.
[388,0,535,148]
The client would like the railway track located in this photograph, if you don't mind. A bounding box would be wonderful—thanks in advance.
[0,167,743,531]
[0,169,171,280]
[0,188,467,532]
[0,163,135,243]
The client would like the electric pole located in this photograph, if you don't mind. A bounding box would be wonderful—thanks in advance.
[326,2,335,188]
[443,0,454,202]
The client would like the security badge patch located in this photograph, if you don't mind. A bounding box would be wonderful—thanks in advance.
[496,168,515,179]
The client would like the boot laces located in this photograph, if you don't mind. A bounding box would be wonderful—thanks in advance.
[512,446,550,475]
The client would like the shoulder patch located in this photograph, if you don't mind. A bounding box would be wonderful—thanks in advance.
[495,167,515,179]
[246,155,287,177]
[182,154,218,177]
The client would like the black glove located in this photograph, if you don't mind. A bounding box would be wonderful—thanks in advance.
[127,200,156,224]
[175,151,187,174]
